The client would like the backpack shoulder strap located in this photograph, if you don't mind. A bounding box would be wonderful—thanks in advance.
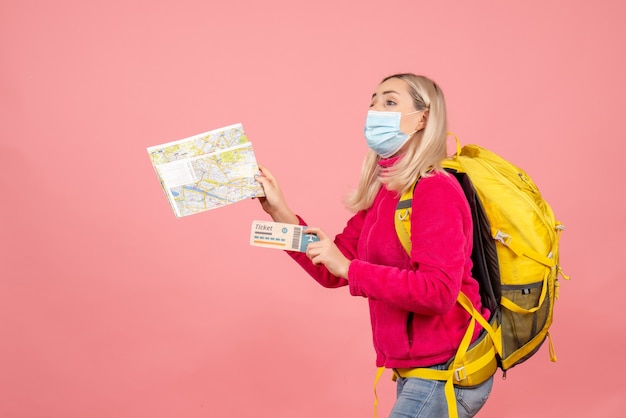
[395,182,417,255]
[394,168,457,255]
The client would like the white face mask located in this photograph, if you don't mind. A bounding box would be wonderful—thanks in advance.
[363,110,419,158]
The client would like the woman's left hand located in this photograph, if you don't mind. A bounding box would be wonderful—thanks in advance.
[303,227,350,280]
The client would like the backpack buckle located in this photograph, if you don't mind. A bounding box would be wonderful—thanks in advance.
[454,366,467,382]
[494,230,512,246]
[397,209,410,221]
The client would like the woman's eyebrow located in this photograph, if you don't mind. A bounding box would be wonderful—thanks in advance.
[371,90,400,99]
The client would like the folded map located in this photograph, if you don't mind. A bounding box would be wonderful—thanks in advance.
[147,123,265,217]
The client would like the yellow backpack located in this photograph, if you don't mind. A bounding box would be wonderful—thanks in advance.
[388,140,569,418]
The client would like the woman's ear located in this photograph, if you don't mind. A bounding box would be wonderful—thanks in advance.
[416,110,429,131]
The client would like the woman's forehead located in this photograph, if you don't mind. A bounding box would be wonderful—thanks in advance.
[375,77,411,95]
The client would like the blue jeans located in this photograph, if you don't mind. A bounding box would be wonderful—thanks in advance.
[389,365,493,418]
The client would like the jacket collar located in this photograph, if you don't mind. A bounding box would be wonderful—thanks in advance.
[377,155,402,169]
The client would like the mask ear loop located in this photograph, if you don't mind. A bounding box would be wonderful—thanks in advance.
[405,110,427,137]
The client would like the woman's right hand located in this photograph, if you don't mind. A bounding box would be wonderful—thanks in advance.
[255,165,299,224]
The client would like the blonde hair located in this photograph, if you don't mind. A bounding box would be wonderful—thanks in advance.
[346,73,448,212]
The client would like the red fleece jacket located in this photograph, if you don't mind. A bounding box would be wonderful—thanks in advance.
[289,166,489,368]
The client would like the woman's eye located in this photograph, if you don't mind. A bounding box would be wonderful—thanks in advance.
[385,100,397,106]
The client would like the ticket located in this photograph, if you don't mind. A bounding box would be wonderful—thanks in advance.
[250,220,320,252]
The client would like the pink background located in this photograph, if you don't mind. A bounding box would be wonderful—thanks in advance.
[2,1,624,417]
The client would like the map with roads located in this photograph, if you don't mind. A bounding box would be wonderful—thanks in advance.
[147,123,265,217]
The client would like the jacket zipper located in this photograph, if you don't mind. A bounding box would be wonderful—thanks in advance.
[406,312,414,348]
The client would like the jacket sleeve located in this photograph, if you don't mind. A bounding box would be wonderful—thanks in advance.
[286,211,365,288]
[348,176,472,315]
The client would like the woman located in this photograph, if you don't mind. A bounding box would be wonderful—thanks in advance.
[255,73,493,417]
